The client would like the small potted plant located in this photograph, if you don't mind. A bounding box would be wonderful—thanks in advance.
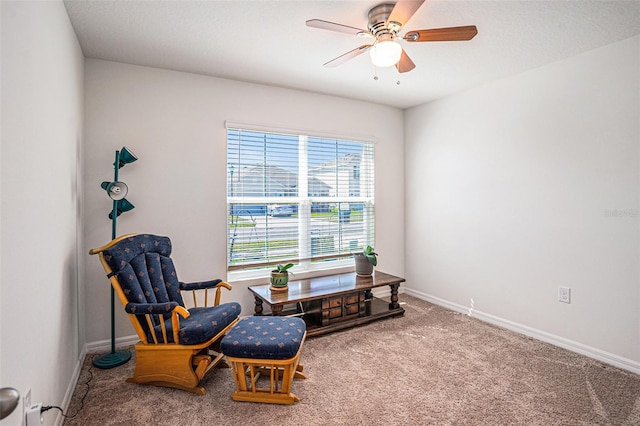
[270,263,294,291]
[355,245,377,276]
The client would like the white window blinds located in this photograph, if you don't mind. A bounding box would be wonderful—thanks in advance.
[227,127,375,274]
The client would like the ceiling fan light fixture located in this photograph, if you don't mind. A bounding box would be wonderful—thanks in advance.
[308,1,477,73]
[369,40,402,68]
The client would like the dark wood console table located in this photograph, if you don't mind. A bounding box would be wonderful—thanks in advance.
[248,271,405,337]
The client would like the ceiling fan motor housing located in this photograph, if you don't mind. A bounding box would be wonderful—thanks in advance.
[368,3,401,39]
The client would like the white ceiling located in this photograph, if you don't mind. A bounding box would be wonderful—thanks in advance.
[63,0,640,109]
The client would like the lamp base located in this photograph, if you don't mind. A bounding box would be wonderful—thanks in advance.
[93,350,131,369]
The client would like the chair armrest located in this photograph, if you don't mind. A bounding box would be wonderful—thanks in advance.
[213,281,232,306]
[124,301,181,315]
[180,279,233,307]
[179,279,222,291]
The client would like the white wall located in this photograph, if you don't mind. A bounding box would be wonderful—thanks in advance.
[83,60,405,344]
[405,36,640,370]
[1,1,84,424]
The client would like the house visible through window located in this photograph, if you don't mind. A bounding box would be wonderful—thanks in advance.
[226,126,375,278]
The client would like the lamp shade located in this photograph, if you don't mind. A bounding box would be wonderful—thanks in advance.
[101,181,128,201]
[369,40,402,67]
[108,198,135,219]
[116,146,138,168]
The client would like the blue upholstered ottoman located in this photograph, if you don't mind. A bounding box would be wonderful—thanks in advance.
[221,316,307,404]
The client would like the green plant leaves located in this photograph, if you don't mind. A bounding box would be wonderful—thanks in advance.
[276,263,295,272]
[363,245,378,266]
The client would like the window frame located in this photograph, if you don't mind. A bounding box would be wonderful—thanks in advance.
[225,122,375,282]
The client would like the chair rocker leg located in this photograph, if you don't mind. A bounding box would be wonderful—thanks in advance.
[129,345,219,395]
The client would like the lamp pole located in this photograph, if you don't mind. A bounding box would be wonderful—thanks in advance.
[93,149,134,369]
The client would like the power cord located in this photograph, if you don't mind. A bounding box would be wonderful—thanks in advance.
[40,357,94,420]
[40,405,64,416]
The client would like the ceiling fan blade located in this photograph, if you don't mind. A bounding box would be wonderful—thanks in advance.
[323,45,371,68]
[403,25,478,42]
[306,19,370,36]
[386,0,426,28]
[396,49,416,73]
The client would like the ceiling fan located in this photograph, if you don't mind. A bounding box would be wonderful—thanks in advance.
[306,0,478,73]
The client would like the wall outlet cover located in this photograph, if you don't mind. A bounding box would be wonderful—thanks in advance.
[25,403,42,426]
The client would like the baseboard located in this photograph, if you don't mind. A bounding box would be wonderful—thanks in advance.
[54,346,87,426]
[370,283,406,299]
[405,288,640,376]
[57,337,138,425]
[85,334,139,353]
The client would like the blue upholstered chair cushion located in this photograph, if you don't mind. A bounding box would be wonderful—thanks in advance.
[160,304,240,345]
[221,316,306,359]
[101,234,241,345]
[102,234,185,306]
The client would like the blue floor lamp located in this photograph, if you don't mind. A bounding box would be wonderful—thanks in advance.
[93,147,138,369]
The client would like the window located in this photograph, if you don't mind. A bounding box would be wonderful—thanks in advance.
[226,126,374,278]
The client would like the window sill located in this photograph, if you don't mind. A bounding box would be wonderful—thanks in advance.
[227,262,355,286]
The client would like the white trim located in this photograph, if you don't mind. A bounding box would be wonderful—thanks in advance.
[58,338,137,426]
[404,287,640,375]
[225,120,377,144]
[54,346,87,426]
[228,263,356,285]
[85,334,139,353]
[371,284,405,299]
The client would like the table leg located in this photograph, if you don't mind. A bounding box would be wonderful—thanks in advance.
[254,297,264,315]
[389,283,400,310]
[271,304,284,316]
[364,289,373,301]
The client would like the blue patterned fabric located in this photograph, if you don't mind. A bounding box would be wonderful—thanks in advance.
[102,234,185,306]
[180,279,222,291]
[125,301,179,315]
[101,234,241,345]
[221,316,306,359]
[157,303,241,344]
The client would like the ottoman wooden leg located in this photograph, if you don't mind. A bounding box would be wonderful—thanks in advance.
[226,342,306,404]
[221,316,307,404]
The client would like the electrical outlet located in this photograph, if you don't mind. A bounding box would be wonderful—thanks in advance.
[559,286,571,304]
[25,402,42,426]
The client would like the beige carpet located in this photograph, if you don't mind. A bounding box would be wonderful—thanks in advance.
[64,296,640,425]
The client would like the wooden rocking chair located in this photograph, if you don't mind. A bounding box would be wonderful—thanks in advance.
[90,233,241,395]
